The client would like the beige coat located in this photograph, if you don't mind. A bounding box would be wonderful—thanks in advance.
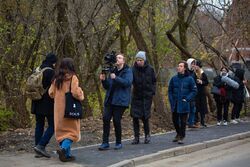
[49,74,84,143]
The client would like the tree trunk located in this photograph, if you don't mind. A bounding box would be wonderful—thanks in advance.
[55,0,75,58]
[148,0,170,118]
[116,0,152,63]
[166,0,198,60]
[116,0,170,117]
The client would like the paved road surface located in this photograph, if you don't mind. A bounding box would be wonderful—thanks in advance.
[0,122,249,167]
[138,138,250,167]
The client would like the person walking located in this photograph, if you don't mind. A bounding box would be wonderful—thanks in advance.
[186,58,197,128]
[168,61,197,144]
[130,51,156,144]
[49,58,84,162]
[212,67,231,126]
[194,60,209,127]
[99,53,133,150]
[32,53,57,158]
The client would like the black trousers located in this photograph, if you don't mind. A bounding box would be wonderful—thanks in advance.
[231,102,243,120]
[215,99,229,122]
[102,105,126,144]
[172,112,188,138]
[133,117,150,138]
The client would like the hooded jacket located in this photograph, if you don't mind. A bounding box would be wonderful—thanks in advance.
[168,72,197,113]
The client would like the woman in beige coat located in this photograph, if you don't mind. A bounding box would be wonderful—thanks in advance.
[49,57,84,162]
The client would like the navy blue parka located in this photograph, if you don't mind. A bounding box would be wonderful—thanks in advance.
[102,64,133,107]
[168,72,197,113]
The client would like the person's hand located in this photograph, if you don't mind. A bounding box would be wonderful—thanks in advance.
[197,79,202,84]
[110,73,116,79]
[243,79,248,85]
[100,74,106,81]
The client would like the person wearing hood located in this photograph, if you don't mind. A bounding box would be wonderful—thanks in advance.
[186,58,197,128]
[32,53,57,158]
[49,58,84,162]
[130,51,156,145]
[194,60,209,127]
[230,68,245,123]
[168,61,197,144]
[99,53,133,150]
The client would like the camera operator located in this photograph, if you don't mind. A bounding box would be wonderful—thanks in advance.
[99,53,133,150]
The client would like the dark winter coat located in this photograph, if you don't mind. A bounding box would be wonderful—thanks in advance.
[194,71,209,113]
[231,69,245,103]
[31,60,55,115]
[168,72,197,113]
[102,65,133,107]
[213,75,233,102]
[130,61,156,119]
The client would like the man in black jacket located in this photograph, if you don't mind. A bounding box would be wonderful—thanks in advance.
[32,53,57,158]
[130,51,156,144]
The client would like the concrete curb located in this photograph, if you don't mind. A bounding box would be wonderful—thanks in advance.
[108,131,250,167]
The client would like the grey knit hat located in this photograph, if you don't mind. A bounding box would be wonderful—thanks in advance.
[135,51,146,61]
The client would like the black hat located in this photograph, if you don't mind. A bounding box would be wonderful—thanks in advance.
[45,53,57,64]
[196,60,202,68]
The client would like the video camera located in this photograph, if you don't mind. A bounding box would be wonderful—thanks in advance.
[102,51,116,73]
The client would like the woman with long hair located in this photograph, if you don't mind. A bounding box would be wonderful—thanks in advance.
[49,57,84,162]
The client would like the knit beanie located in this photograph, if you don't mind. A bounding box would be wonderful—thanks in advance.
[45,53,57,64]
[135,51,146,61]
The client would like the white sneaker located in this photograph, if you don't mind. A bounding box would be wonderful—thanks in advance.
[217,121,221,126]
[230,119,238,124]
[223,121,228,126]
[236,118,243,123]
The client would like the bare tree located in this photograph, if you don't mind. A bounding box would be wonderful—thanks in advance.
[166,0,199,59]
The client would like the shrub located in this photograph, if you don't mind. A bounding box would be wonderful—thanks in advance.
[0,107,13,131]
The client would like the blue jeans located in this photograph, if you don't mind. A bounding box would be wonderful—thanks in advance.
[60,139,73,158]
[188,102,196,126]
[35,114,54,146]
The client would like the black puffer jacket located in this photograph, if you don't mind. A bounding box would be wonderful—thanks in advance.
[130,61,156,119]
[231,69,245,103]
[31,60,55,115]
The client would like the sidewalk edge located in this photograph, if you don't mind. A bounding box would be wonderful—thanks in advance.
[108,131,250,167]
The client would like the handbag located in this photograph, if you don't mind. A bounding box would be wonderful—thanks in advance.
[211,86,221,95]
[64,78,83,119]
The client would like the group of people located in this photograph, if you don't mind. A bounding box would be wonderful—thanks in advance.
[31,51,156,162]
[168,58,247,144]
[98,51,156,150]
[32,54,84,162]
[31,52,247,162]
[213,67,246,125]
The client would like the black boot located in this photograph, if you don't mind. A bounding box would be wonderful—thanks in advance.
[131,137,140,145]
[172,134,180,142]
[34,145,51,158]
[144,135,151,144]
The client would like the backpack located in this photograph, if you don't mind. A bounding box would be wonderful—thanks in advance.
[25,67,53,100]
